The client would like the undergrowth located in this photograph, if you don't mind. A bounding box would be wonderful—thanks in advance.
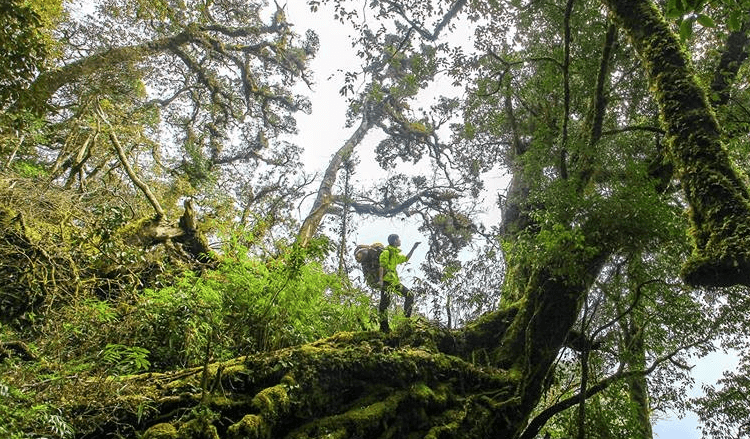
[0,173,375,437]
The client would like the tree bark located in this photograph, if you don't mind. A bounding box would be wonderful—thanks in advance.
[601,0,750,288]
[107,129,165,220]
[710,20,750,108]
[623,312,654,439]
[296,113,374,247]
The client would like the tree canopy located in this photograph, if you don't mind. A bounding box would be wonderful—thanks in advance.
[1,0,750,438]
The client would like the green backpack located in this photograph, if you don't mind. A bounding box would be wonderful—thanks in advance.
[354,243,385,288]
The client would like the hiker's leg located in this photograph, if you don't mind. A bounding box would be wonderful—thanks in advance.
[378,287,392,332]
[401,285,414,317]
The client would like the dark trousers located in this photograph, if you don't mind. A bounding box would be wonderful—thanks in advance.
[378,281,414,331]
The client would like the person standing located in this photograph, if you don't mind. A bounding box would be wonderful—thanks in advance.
[378,234,420,332]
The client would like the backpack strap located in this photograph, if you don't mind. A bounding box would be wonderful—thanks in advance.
[383,247,396,274]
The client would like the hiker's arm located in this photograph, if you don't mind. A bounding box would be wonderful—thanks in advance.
[378,266,384,287]
[406,242,421,260]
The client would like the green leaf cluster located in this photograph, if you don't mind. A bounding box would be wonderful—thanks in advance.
[665,0,720,40]
[99,344,151,375]
[0,380,73,439]
[0,0,57,107]
[114,246,374,368]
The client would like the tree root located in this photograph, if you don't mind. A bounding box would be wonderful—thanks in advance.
[70,322,522,439]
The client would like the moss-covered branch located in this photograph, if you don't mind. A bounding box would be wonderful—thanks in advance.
[296,112,374,248]
[602,0,750,287]
[71,324,522,439]
[710,19,750,108]
[104,126,165,220]
[21,30,195,112]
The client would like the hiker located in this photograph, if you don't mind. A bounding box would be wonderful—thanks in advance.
[378,234,420,332]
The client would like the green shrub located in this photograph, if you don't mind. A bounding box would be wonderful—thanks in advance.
[14,237,374,372]
[0,381,73,439]
[99,344,151,375]
[128,243,373,369]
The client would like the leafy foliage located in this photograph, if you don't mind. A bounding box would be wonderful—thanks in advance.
[99,344,151,375]
[125,244,373,368]
[691,357,750,439]
[0,0,61,108]
[0,380,73,439]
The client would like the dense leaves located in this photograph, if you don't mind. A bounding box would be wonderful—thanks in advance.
[0,0,62,108]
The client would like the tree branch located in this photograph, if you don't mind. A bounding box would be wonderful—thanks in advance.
[560,0,575,180]
[97,105,165,219]
[296,110,375,247]
[590,278,658,341]
[520,340,706,439]
[380,0,468,41]
[588,23,618,148]
[22,29,197,112]
[710,19,750,108]
[341,188,455,217]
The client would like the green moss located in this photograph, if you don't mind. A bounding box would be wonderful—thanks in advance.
[605,0,750,288]
[176,418,220,439]
[290,391,408,438]
[116,216,160,245]
[251,383,290,421]
[682,239,750,287]
[423,416,462,439]
[227,414,267,439]
[72,321,524,438]
[0,207,19,230]
[407,121,431,135]
[410,382,435,401]
[280,374,296,386]
[142,423,178,439]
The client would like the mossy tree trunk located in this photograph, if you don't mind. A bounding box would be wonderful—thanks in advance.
[602,0,750,288]
[622,311,654,439]
[296,112,375,248]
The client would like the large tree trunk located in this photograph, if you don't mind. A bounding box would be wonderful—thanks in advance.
[601,0,750,288]
[623,311,654,439]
